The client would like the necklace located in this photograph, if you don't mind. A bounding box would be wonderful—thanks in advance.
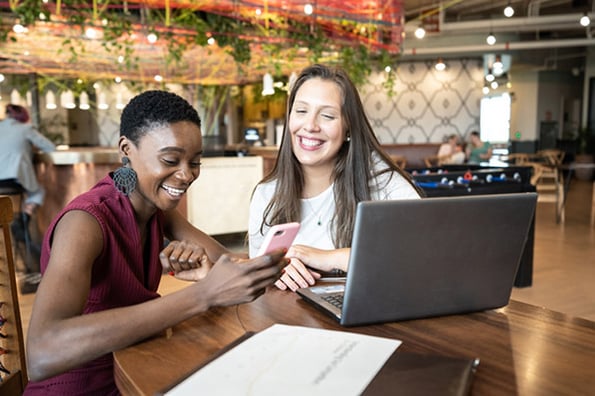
[306,200,322,226]
[304,197,324,226]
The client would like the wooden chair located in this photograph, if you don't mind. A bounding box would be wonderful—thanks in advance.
[390,155,407,169]
[528,150,566,223]
[0,195,28,393]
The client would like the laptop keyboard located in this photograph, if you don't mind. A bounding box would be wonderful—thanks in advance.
[322,293,344,309]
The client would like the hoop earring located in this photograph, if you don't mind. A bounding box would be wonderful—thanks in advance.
[112,157,138,196]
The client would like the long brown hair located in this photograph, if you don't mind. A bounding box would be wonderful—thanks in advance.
[257,64,421,248]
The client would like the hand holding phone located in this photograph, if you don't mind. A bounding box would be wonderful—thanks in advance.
[257,222,301,256]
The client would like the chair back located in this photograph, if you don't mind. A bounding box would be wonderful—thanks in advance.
[0,195,28,394]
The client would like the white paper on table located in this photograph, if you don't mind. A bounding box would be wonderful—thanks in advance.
[165,323,402,396]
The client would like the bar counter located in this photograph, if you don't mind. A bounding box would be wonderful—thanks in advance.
[34,147,121,234]
[36,147,120,165]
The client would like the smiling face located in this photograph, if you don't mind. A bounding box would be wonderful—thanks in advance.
[288,77,346,173]
[123,120,202,214]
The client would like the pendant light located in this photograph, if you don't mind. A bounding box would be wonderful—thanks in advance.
[60,90,76,109]
[79,91,90,110]
[10,89,22,105]
[503,2,514,18]
[97,91,109,110]
[45,90,57,109]
[262,73,275,96]
[486,32,496,45]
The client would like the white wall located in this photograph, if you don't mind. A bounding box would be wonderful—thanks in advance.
[510,70,539,142]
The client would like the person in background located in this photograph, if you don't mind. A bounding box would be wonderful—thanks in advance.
[24,90,286,395]
[466,130,493,164]
[437,134,458,159]
[0,104,56,293]
[249,64,422,292]
[0,104,56,215]
[436,133,466,165]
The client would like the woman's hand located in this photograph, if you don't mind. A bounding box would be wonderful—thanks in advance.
[274,245,350,292]
[200,249,288,307]
[274,257,321,292]
[160,240,213,281]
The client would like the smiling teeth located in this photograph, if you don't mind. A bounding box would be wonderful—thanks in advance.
[301,137,321,147]
[162,185,185,196]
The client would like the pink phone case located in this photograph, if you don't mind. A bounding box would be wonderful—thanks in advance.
[257,222,301,256]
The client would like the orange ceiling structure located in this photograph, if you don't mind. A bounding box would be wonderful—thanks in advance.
[0,0,404,85]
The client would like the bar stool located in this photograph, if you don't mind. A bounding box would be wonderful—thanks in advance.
[0,180,33,271]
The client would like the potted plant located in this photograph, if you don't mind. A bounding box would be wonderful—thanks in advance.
[574,127,595,181]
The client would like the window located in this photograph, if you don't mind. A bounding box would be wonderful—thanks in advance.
[480,93,511,143]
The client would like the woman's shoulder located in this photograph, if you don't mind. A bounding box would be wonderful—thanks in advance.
[254,179,278,195]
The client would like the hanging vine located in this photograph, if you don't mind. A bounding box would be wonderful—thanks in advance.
[0,1,403,91]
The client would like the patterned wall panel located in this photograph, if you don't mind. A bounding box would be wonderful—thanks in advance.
[361,58,484,144]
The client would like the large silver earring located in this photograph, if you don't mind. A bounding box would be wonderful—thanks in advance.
[112,157,137,196]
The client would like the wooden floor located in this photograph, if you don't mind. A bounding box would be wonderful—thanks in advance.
[13,178,595,341]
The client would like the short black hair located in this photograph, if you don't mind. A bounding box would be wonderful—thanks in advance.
[120,90,201,145]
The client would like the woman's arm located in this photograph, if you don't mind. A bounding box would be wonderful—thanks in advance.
[27,127,56,152]
[275,246,350,292]
[163,208,231,261]
[26,210,286,381]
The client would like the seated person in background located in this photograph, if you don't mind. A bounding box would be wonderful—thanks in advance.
[24,90,287,395]
[437,134,458,158]
[0,104,56,215]
[441,139,466,165]
[466,130,493,164]
[249,64,422,292]
[436,134,465,165]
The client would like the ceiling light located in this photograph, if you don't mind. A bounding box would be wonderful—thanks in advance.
[45,90,57,109]
[435,58,446,71]
[147,32,158,44]
[97,92,109,110]
[60,90,76,109]
[116,91,125,110]
[79,91,90,110]
[262,73,275,96]
[580,13,590,27]
[12,23,26,34]
[304,4,314,15]
[482,86,490,95]
[384,65,392,73]
[154,74,163,82]
[485,72,495,82]
[491,81,499,89]
[0,73,4,83]
[85,27,99,39]
[414,25,426,39]
[504,2,514,18]
[486,32,496,45]
[207,37,216,45]
[10,89,22,105]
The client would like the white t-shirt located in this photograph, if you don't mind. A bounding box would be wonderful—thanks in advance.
[437,143,453,158]
[248,156,421,257]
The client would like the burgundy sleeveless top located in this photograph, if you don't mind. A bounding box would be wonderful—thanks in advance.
[24,175,164,395]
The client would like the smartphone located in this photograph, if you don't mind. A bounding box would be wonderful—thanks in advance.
[257,222,301,256]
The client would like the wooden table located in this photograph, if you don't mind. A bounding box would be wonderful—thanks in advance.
[114,289,595,395]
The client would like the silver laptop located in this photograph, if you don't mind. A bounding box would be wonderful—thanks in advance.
[297,193,537,326]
